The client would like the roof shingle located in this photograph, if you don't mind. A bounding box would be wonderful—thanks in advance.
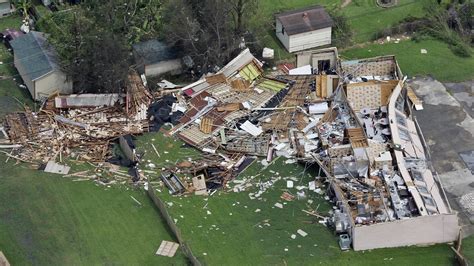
[10,31,60,81]
[276,5,333,36]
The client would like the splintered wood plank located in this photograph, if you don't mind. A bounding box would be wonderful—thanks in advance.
[321,75,328,98]
[316,75,322,97]
[406,87,424,110]
[205,73,227,85]
[347,128,368,148]
[230,78,251,92]
[217,103,241,112]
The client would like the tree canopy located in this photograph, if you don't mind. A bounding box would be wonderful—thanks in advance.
[162,0,257,74]
[38,0,163,93]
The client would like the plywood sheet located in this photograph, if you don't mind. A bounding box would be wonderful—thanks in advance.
[347,128,368,148]
[230,78,250,92]
[205,73,227,85]
[217,103,241,112]
[156,241,179,257]
[199,117,214,134]
[192,174,208,196]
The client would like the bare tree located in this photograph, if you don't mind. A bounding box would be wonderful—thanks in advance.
[163,0,241,74]
[228,0,257,34]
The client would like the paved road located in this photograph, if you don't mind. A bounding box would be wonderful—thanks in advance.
[408,76,474,236]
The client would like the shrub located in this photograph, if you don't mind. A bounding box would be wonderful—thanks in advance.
[450,42,472,57]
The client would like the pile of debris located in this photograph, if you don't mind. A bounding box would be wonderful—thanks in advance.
[161,49,335,195]
[152,47,458,251]
[0,72,152,168]
[1,45,456,250]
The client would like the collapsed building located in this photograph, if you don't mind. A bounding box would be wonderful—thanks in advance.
[169,48,459,251]
[0,71,151,165]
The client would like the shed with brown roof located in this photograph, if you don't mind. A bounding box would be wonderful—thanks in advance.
[275,5,333,53]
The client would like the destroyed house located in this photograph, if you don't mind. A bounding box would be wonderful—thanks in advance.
[314,55,458,250]
[171,48,289,152]
[1,71,151,164]
[170,47,459,251]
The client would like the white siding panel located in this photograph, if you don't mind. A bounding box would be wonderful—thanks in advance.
[35,71,73,100]
[275,19,290,52]
[145,59,182,77]
[288,27,332,53]
[352,213,459,251]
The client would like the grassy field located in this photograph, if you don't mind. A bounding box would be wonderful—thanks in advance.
[137,132,458,266]
[251,0,428,60]
[0,154,188,265]
[341,38,474,82]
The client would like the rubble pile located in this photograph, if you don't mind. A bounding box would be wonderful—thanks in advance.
[0,72,151,165]
[165,48,453,249]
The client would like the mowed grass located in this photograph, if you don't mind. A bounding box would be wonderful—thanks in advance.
[0,154,188,265]
[464,236,474,263]
[341,0,425,43]
[251,0,428,60]
[341,38,474,82]
[141,133,456,266]
[0,14,36,117]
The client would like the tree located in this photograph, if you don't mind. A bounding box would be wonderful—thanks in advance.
[422,2,472,57]
[228,0,257,34]
[328,8,353,48]
[36,0,167,94]
[13,0,32,21]
[162,0,243,74]
[81,0,162,45]
[42,8,130,93]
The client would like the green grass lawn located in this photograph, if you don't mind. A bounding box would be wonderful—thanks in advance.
[251,0,428,60]
[341,38,474,82]
[341,0,425,43]
[0,14,24,30]
[0,154,188,265]
[464,236,474,263]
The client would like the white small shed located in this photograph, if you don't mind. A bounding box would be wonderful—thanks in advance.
[11,31,72,101]
[275,5,333,53]
[133,39,182,77]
